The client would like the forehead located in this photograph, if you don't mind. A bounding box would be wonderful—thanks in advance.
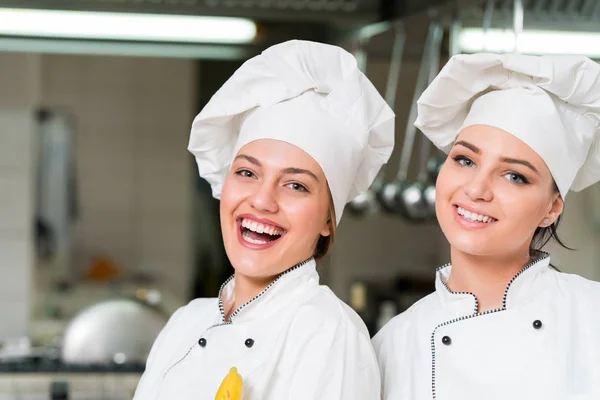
[457,125,540,159]
[235,139,325,174]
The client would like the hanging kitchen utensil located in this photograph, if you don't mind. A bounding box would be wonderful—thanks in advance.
[347,23,405,216]
[482,0,495,52]
[401,133,433,221]
[513,0,524,53]
[400,20,443,222]
[346,37,373,216]
[423,14,462,219]
[377,20,439,216]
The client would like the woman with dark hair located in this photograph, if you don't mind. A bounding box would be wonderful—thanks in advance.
[373,53,600,400]
[133,40,395,400]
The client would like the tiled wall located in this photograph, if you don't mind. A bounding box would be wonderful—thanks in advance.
[0,53,41,342]
[38,54,197,297]
[547,188,600,281]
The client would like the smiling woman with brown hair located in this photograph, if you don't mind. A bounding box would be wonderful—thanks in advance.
[132,39,395,400]
[373,53,600,400]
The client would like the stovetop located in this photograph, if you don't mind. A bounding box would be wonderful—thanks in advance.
[0,356,145,373]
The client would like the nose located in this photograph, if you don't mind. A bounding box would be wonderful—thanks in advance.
[463,171,493,202]
[248,181,279,214]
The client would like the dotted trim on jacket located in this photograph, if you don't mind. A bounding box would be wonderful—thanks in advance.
[217,257,314,324]
[160,257,314,381]
[430,251,550,399]
[162,343,196,379]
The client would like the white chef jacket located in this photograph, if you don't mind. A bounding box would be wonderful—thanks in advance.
[133,258,380,400]
[373,252,600,400]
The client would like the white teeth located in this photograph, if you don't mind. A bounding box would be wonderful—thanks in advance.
[240,218,283,236]
[242,230,268,244]
[457,207,495,223]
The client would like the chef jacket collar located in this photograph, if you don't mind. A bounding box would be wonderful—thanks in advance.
[217,257,319,324]
[435,251,553,315]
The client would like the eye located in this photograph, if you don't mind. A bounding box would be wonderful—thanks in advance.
[504,172,529,185]
[235,169,255,178]
[286,182,308,192]
[453,155,475,168]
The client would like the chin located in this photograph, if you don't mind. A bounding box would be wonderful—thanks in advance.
[449,240,496,256]
[230,252,281,278]
[442,226,497,257]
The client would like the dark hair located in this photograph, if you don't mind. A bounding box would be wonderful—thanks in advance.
[530,181,572,252]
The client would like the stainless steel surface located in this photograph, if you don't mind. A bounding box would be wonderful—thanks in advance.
[0,0,377,24]
[460,0,600,31]
[61,299,167,365]
[0,373,141,400]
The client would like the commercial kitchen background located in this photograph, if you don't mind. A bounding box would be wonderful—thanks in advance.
[0,0,599,398]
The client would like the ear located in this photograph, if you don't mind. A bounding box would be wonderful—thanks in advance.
[539,194,564,227]
[320,219,332,237]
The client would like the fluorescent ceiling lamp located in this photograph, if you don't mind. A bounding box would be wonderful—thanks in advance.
[0,8,257,44]
[0,37,254,60]
[459,28,600,58]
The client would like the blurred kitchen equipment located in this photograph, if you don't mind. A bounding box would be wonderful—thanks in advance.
[375,301,398,332]
[481,0,494,52]
[513,0,523,53]
[422,15,461,219]
[35,109,78,271]
[347,22,405,216]
[401,20,442,221]
[51,381,69,400]
[61,298,167,365]
[378,20,442,218]
[403,135,433,221]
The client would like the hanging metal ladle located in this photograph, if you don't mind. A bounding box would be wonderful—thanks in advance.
[347,22,405,216]
[400,20,443,222]
[421,14,462,219]
[377,20,442,218]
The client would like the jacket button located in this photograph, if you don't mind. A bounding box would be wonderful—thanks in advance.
[533,320,543,330]
[442,336,451,345]
[245,338,255,348]
[198,338,207,347]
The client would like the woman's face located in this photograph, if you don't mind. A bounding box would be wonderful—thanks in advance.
[435,125,563,257]
[220,139,331,279]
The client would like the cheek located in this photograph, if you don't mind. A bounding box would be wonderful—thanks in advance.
[220,177,244,218]
[281,196,329,235]
[435,163,461,205]
[496,190,547,226]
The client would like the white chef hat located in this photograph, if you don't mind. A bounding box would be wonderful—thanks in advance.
[188,40,395,224]
[414,53,600,198]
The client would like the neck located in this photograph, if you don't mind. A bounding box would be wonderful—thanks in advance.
[225,273,275,321]
[446,246,532,313]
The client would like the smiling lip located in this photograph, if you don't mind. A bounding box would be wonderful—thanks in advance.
[237,214,284,230]
[236,214,286,250]
[453,204,497,230]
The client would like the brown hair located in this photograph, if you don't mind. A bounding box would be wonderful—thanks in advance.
[313,191,336,259]
[530,181,572,252]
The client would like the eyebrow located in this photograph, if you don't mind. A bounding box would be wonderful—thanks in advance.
[234,154,320,182]
[453,140,540,175]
